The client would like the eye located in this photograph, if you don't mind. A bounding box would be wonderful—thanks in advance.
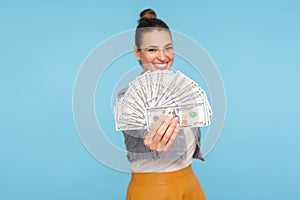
[147,48,157,52]
[165,46,173,51]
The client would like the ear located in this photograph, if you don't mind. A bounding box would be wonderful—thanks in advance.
[134,46,141,60]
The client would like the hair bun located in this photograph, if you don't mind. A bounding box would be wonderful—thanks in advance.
[139,8,157,21]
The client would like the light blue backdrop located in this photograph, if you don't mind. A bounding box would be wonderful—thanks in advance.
[1,0,299,199]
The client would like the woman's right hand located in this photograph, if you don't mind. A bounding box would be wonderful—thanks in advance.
[144,115,180,152]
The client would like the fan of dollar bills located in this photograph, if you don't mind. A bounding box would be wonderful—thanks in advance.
[114,70,212,131]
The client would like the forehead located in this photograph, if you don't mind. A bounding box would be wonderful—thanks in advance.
[141,29,172,48]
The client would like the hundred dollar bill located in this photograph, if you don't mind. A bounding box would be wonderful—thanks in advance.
[145,103,210,130]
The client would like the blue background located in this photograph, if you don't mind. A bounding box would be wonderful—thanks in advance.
[1,0,300,199]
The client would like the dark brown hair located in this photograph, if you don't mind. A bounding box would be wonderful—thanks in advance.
[135,8,171,49]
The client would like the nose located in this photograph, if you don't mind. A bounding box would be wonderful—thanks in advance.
[157,49,166,61]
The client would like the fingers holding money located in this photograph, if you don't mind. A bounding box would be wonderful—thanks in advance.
[144,115,180,151]
[160,123,180,151]
[149,115,173,150]
[144,114,165,147]
[158,117,179,147]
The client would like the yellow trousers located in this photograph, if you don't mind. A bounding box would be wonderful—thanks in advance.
[126,165,206,200]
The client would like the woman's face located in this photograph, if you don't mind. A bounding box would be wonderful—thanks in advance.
[134,29,174,72]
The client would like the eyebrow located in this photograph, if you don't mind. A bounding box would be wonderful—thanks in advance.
[144,43,173,49]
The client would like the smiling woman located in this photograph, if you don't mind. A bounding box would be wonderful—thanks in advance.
[134,30,174,71]
[134,8,174,72]
[117,8,206,200]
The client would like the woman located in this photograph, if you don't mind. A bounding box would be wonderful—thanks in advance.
[118,8,206,200]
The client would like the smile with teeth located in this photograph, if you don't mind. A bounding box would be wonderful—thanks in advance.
[154,63,168,68]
